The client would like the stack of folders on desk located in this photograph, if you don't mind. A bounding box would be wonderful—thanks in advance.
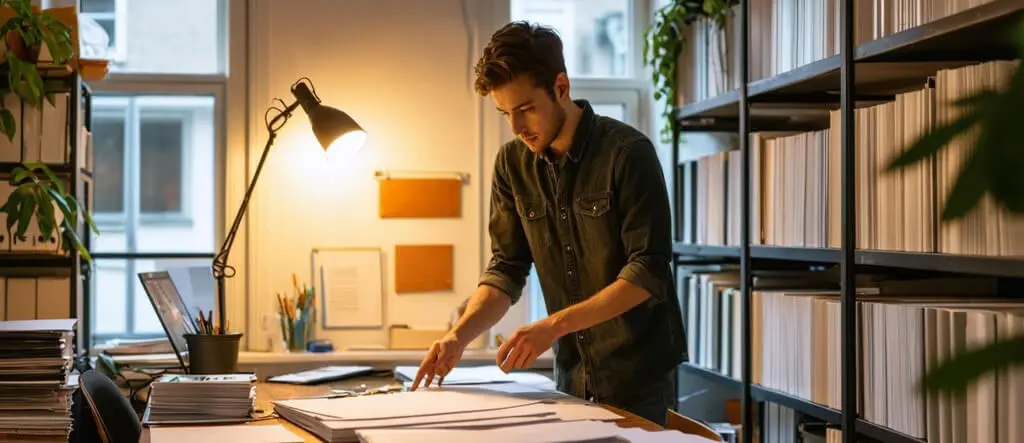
[0,319,78,443]
[274,375,709,442]
[143,374,257,425]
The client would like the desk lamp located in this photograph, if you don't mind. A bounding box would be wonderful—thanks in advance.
[211,78,367,330]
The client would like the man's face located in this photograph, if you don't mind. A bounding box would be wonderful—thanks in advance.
[491,74,566,153]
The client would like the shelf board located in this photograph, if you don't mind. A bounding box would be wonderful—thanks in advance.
[0,163,80,176]
[679,363,741,390]
[672,243,1024,278]
[678,364,926,443]
[675,0,1024,126]
[0,253,72,277]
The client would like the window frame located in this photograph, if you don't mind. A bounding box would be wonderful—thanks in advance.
[81,0,232,345]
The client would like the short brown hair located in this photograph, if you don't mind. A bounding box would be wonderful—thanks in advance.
[473,21,566,97]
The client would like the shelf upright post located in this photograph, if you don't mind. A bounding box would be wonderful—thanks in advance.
[738,0,753,441]
[840,0,858,441]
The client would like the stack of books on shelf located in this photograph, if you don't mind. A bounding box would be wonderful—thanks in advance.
[0,319,78,443]
[680,270,1024,442]
[142,373,257,425]
[686,59,1024,256]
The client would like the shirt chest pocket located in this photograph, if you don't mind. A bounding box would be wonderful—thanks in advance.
[515,197,553,248]
[573,191,617,244]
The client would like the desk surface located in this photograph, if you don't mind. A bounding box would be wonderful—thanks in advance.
[139,375,662,442]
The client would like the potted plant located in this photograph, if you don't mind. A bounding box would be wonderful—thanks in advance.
[1,162,97,261]
[0,2,92,261]
[643,0,737,143]
[0,0,74,139]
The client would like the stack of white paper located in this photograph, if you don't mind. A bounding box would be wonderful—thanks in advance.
[273,388,622,443]
[0,319,78,443]
[356,419,721,443]
[144,373,257,425]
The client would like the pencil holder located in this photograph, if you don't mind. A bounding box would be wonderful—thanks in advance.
[185,333,242,374]
[278,312,315,352]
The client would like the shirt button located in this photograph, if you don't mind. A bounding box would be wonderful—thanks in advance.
[565,245,571,251]
[577,334,584,341]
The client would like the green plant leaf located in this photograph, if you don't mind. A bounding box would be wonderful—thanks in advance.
[941,147,990,221]
[33,186,55,245]
[11,166,33,185]
[919,333,1024,396]
[0,108,14,143]
[13,186,35,240]
[33,163,66,196]
[886,110,981,172]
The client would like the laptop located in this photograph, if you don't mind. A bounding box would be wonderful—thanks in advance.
[138,271,198,372]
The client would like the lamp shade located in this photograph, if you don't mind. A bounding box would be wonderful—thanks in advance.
[291,81,367,154]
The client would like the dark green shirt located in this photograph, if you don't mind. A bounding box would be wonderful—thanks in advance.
[479,100,687,407]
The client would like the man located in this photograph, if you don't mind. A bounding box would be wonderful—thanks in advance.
[412,21,686,426]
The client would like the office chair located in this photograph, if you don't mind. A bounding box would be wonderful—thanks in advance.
[73,370,141,443]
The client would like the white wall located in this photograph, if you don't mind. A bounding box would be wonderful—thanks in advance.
[243,0,491,351]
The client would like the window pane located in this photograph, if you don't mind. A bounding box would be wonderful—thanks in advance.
[89,94,216,255]
[81,0,115,13]
[140,118,184,214]
[511,0,632,78]
[91,257,214,343]
[81,0,225,74]
[592,103,626,122]
[93,117,125,214]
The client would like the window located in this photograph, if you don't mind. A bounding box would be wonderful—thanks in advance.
[511,0,633,79]
[85,0,226,344]
[508,0,651,322]
[80,0,225,74]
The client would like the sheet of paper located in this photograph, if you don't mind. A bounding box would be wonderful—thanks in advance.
[313,248,383,328]
[355,419,623,443]
[393,365,516,385]
[274,389,541,421]
[614,427,722,442]
[149,424,303,443]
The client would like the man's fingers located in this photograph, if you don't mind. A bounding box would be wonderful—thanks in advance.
[496,331,520,367]
[412,343,441,391]
[500,344,525,372]
[511,343,533,369]
[520,350,540,370]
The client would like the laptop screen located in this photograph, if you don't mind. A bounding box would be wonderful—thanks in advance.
[138,271,198,371]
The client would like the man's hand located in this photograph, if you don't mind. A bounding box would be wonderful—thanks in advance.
[496,317,561,372]
[411,333,467,390]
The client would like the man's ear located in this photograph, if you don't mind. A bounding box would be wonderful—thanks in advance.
[554,73,570,100]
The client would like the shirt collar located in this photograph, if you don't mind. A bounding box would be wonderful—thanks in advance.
[542,99,596,164]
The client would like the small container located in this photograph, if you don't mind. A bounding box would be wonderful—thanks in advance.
[184,333,243,374]
[279,313,315,352]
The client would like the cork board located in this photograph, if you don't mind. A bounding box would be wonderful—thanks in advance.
[395,244,453,293]
[379,178,461,218]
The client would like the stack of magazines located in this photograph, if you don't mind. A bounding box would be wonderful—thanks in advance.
[143,373,257,425]
[0,319,79,442]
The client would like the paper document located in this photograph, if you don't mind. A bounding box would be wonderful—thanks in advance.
[149,424,303,443]
[355,419,621,443]
[393,365,520,385]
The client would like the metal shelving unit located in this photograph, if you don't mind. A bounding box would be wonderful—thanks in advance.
[670,1,1024,442]
[0,71,93,361]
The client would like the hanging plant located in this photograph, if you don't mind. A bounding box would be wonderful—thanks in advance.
[643,0,737,143]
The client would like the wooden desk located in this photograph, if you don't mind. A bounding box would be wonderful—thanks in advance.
[140,378,663,442]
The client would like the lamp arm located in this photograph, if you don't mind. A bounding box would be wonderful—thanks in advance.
[212,100,301,330]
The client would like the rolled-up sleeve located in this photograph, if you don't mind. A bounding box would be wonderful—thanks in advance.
[478,147,532,304]
[614,138,673,304]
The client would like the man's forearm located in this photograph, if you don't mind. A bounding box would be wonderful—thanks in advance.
[450,285,512,343]
[546,278,650,337]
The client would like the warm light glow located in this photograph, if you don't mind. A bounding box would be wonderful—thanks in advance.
[326,130,367,158]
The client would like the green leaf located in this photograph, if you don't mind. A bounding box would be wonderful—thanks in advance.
[11,166,33,185]
[941,147,990,220]
[0,108,15,142]
[35,164,66,196]
[919,333,1024,396]
[34,187,55,245]
[13,186,35,240]
[886,111,981,172]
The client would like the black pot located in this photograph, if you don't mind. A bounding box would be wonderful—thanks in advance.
[184,333,243,374]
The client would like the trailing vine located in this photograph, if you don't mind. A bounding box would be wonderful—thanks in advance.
[643,0,737,143]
